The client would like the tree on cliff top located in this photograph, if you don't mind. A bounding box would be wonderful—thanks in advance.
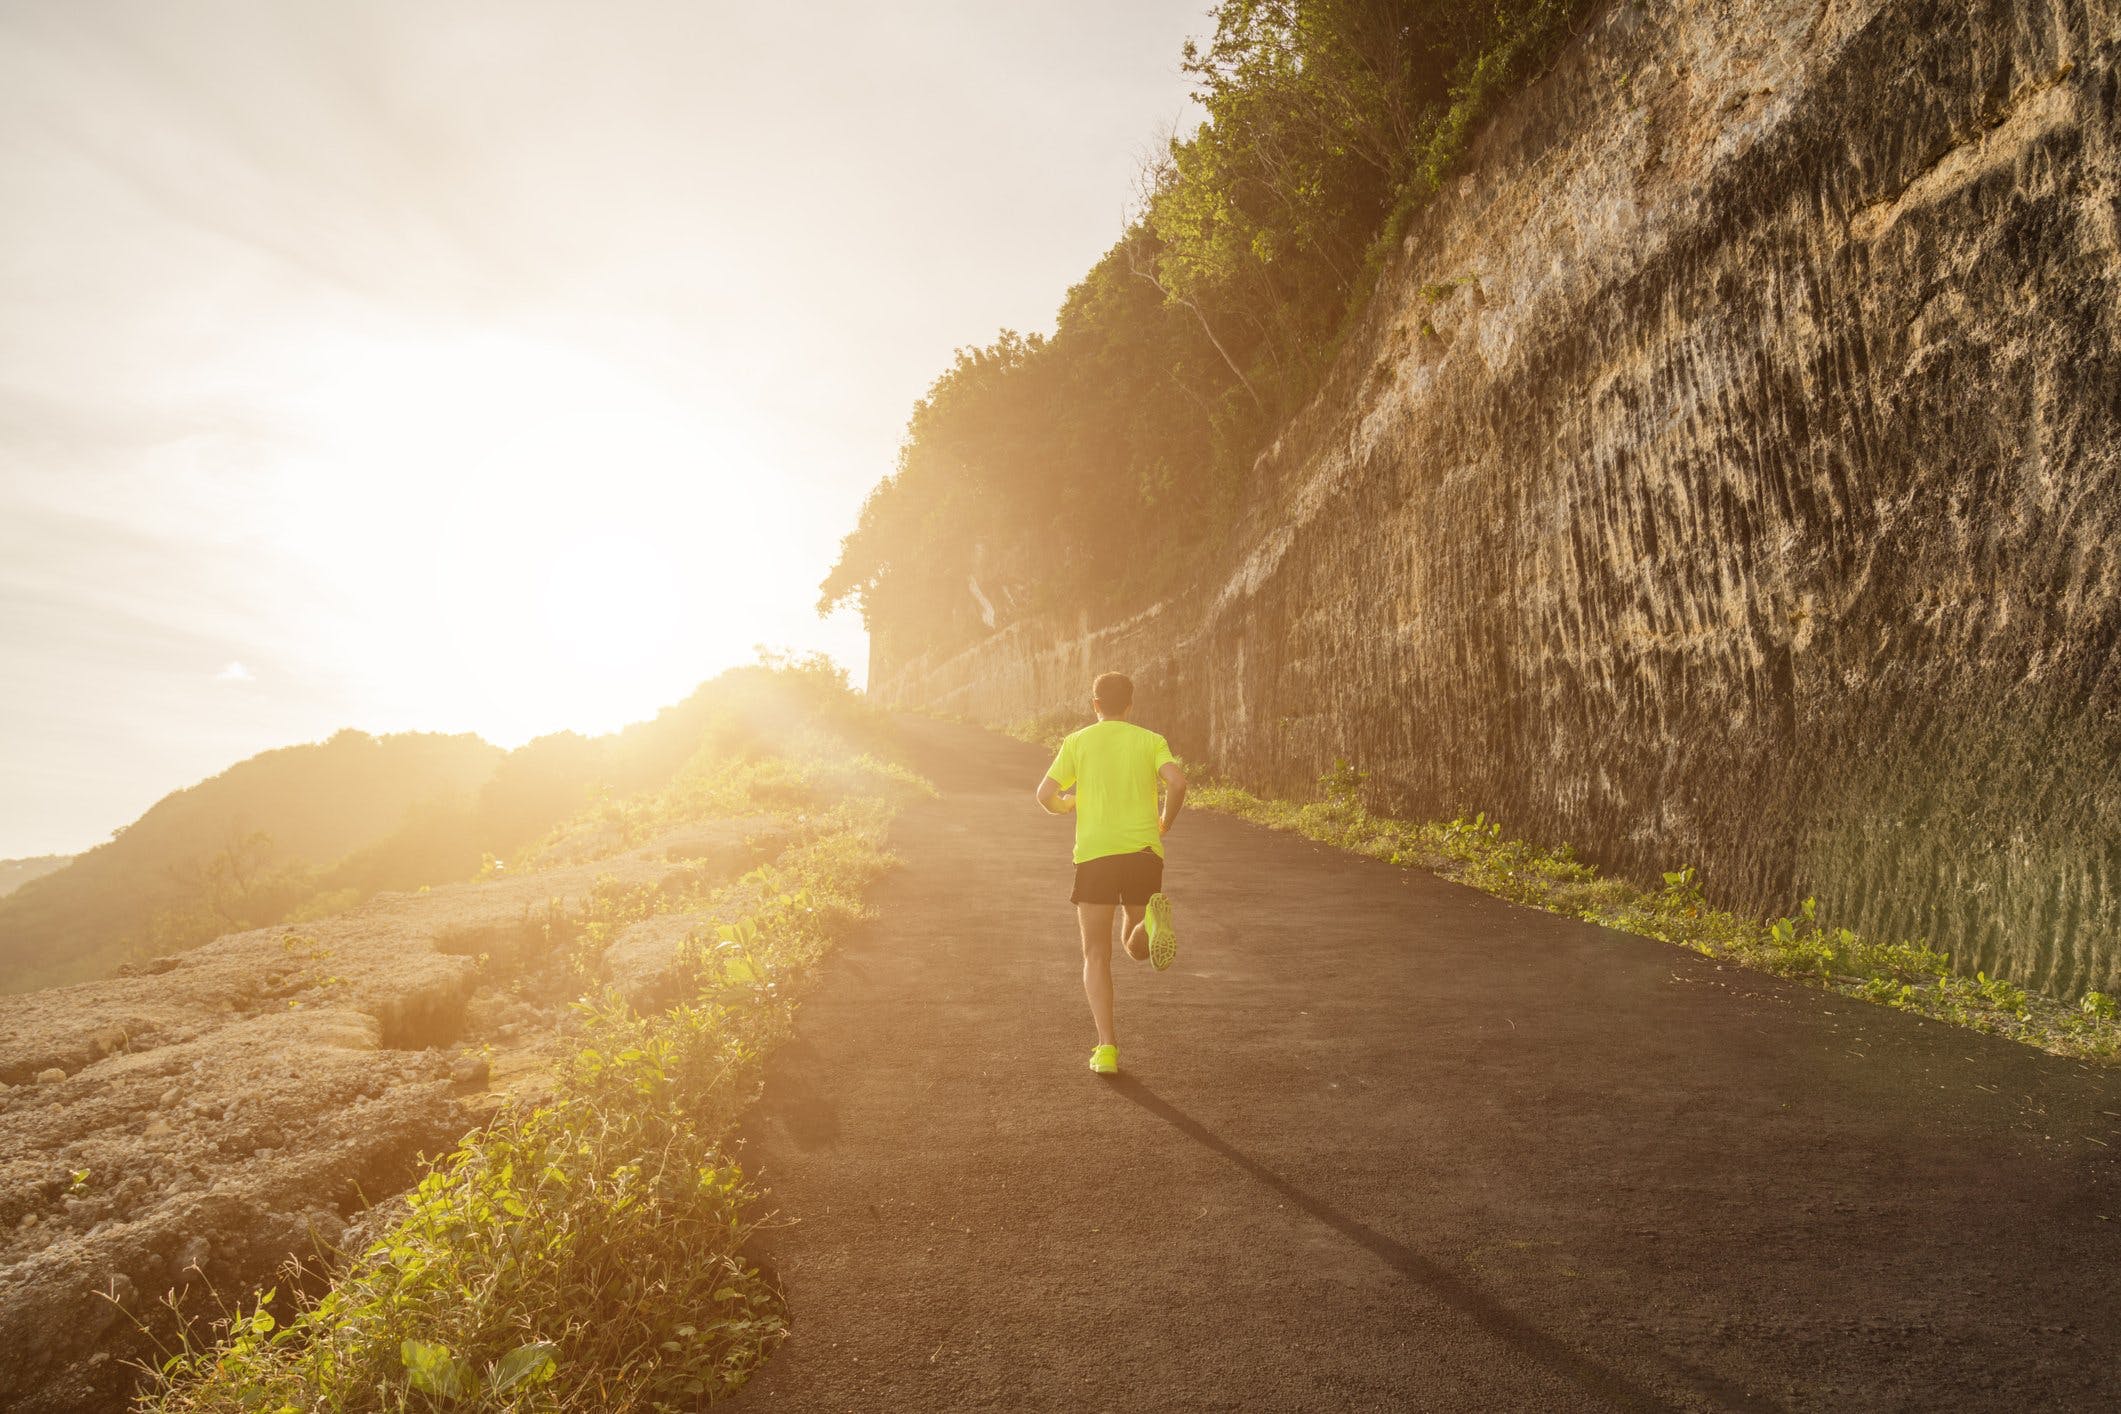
[821,0,1595,644]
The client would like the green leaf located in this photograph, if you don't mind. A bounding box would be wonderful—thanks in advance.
[490,1340,559,1391]
[401,1339,472,1399]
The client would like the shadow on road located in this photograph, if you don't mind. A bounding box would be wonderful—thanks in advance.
[1110,1075,1775,1414]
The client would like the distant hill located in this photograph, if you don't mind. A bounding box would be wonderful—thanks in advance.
[0,856,70,899]
[0,661,864,994]
[299,666,825,898]
[0,730,503,992]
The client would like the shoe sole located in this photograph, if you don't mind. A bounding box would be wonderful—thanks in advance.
[1146,893,1177,971]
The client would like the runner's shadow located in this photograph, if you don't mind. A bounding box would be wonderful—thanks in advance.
[1109,1076,1771,1414]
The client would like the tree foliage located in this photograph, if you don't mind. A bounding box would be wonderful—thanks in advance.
[822,0,1595,646]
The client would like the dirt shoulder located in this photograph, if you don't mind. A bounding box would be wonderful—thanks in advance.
[736,717,2121,1411]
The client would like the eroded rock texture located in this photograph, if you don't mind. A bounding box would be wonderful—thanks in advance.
[0,818,766,1414]
[870,0,2121,998]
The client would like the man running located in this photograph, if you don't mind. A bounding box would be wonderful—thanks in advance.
[1034,671,1186,1076]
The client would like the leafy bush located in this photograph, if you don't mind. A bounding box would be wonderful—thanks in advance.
[1320,758,1369,809]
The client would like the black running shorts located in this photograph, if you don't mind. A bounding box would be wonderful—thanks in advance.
[1071,847,1164,906]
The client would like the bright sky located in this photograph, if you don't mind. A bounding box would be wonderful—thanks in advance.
[0,0,1207,858]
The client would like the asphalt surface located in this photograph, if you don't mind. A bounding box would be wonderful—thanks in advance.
[734,717,2121,1411]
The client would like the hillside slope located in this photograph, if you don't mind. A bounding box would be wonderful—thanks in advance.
[0,663,842,994]
[0,809,777,1414]
[1,661,897,1412]
[0,731,503,992]
[0,856,70,899]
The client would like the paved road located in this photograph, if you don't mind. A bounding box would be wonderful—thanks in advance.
[734,718,2121,1411]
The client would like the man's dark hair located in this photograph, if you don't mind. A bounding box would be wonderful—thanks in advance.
[1092,671,1134,714]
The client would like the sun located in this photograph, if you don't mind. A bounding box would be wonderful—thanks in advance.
[264,327,809,744]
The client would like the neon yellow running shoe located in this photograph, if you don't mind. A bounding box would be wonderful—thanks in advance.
[1088,1043,1118,1075]
[1144,893,1177,971]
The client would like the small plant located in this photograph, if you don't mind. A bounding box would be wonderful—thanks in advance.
[1321,757,1369,809]
[1004,708,1093,753]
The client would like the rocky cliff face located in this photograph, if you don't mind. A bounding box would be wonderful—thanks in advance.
[868,0,2121,999]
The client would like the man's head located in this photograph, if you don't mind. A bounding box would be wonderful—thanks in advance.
[1091,671,1134,719]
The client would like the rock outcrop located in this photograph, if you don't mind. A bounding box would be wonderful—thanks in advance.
[868,0,2121,998]
[0,818,768,1414]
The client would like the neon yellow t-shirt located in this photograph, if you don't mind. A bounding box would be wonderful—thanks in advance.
[1046,719,1176,864]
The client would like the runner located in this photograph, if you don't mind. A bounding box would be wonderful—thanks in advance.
[1034,671,1186,1075]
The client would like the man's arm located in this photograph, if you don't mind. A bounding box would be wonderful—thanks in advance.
[1158,761,1187,834]
[1036,775,1076,815]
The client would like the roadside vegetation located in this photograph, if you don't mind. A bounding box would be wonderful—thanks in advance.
[137,660,931,1410]
[1191,762,2121,1065]
[821,0,1600,646]
[1005,708,1092,755]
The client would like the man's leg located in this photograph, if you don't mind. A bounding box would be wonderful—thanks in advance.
[1123,851,1163,963]
[1076,903,1118,1047]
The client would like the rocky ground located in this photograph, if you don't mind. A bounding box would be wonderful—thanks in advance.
[0,816,780,1414]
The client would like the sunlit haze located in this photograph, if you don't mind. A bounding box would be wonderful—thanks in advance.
[0,0,1207,857]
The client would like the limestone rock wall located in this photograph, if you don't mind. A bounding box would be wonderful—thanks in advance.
[869,0,2121,999]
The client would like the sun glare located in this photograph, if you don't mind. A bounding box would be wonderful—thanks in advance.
[269,329,809,745]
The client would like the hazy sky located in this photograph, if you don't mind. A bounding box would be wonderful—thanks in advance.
[0,0,1207,857]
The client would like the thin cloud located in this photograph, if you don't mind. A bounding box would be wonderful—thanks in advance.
[215,660,253,681]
